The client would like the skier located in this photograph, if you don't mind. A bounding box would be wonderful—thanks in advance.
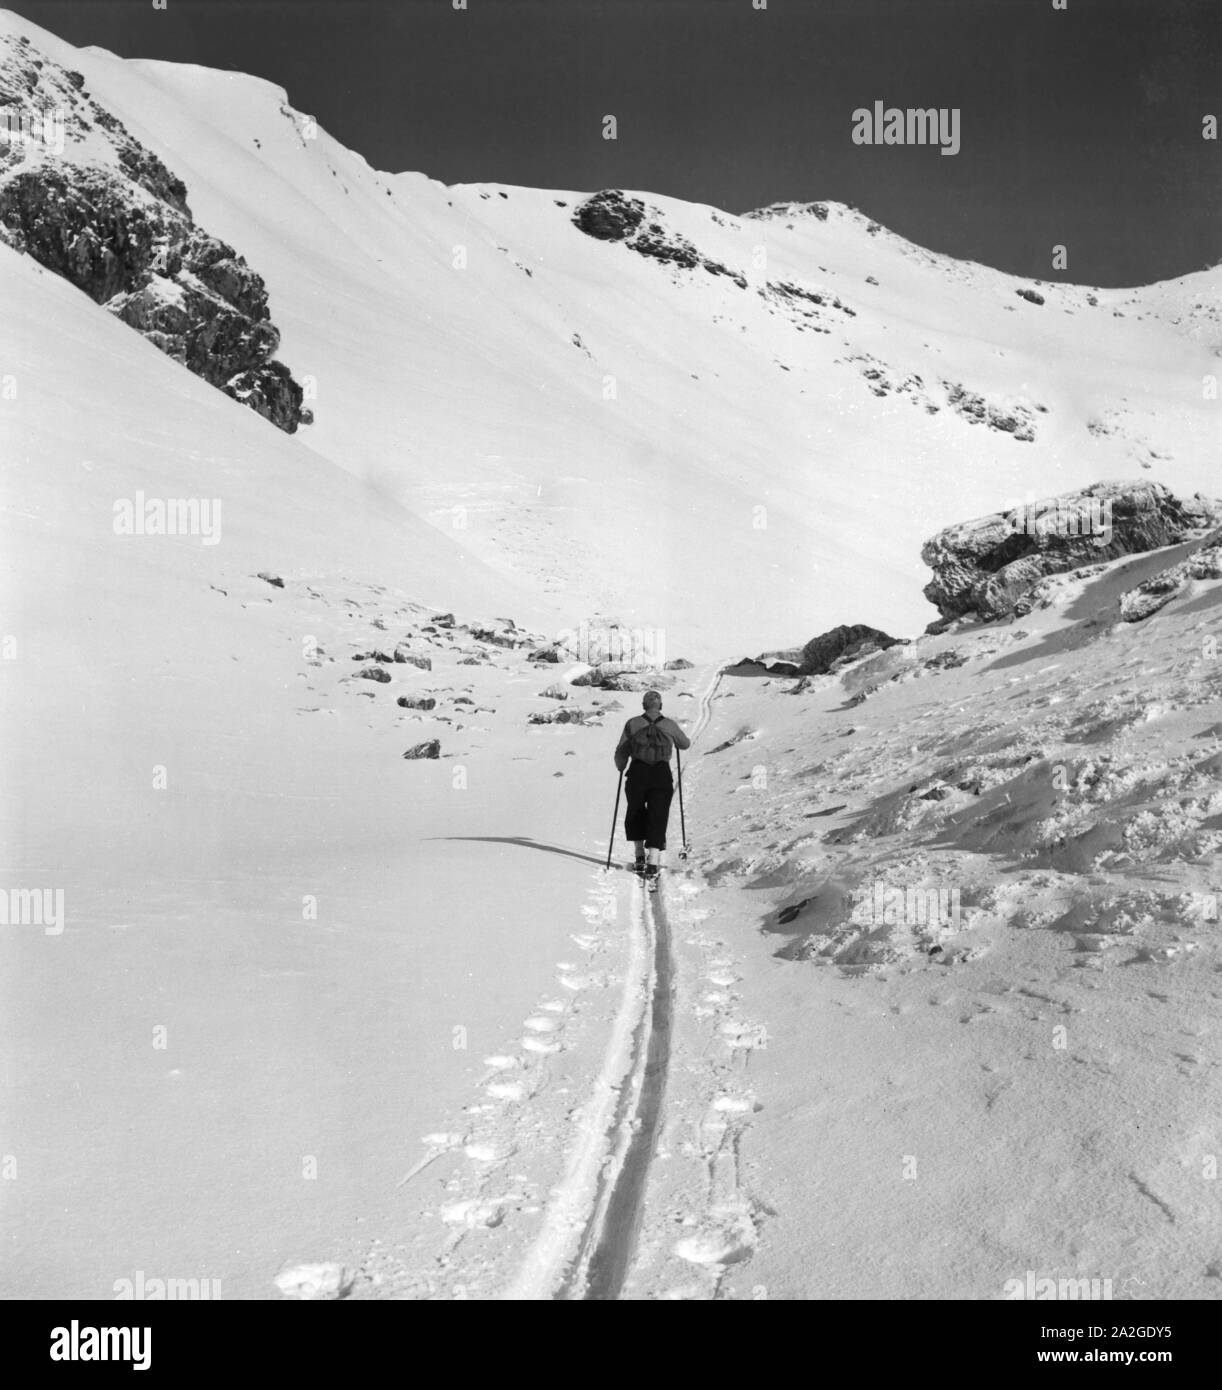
[613,690,690,885]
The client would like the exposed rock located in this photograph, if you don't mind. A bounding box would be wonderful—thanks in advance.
[256,571,284,588]
[402,740,441,760]
[354,665,391,683]
[0,31,307,432]
[570,662,674,691]
[528,708,601,725]
[470,625,523,648]
[750,650,803,677]
[394,648,432,670]
[918,785,952,801]
[1015,287,1045,305]
[571,190,646,241]
[1119,527,1222,622]
[352,650,393,663]
[538,683,569,700]
[744,200,830,223]
[664,658,694,670]
[922,481,1222,623]
[572,190,738,286]
[799,625,901,676]
[921,649,968,672]
[396,695,436,710]
[432,612,456,628]
[942,381,1036,441]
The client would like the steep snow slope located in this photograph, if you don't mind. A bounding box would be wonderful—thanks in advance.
[3,8,1217,653]
[0,241,588,1298]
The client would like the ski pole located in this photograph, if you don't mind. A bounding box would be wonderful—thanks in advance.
[676,746,688,860]
[606,767,624,870]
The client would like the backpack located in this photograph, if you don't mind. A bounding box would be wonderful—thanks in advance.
[628,715,672,765]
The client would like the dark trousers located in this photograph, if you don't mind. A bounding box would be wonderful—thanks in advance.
[624,760,674,851]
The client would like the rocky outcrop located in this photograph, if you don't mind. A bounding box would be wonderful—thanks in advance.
[572,191,747,288]
[941,382,1037,441]
[799,625,901,675]
[402,740,441,760]
[0,31,307,432]
[1119,527,1222,622]
[921,482,1222,625]
[570,661,674,691]
[571,189,646,241]
[754,650,804,676]
[528,707,602,726]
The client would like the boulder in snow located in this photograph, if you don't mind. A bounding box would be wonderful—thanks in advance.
[1119,527,1222,622]
[799,625,900,676]
[921,481,1222,624]
[402,740,441,759]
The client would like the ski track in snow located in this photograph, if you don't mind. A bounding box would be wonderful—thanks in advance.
[353,660,767,1300]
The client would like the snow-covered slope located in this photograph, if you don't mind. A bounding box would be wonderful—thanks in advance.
[354,535,1222,1302]
[0,235,601,1300]
[3,6,1220,1304]
[2,7,1218,653]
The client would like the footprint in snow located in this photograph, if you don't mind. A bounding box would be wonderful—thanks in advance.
[522,1037,563,1054]
[719,1020,768,1050]
[273,1262,353,1301]
[486,1081,525,1101]
[673,1210,757,1267]
[523,1016,559,1032]
[440,1197,513,1228]
[711,1093,757,1115]
[464,1140,516,1163]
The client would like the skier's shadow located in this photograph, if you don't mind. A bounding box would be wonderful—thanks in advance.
[427,835,609,869]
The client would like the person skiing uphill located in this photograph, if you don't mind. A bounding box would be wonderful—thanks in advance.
[613,690,690,885]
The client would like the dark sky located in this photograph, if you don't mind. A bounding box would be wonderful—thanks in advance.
[12,0,1220,286]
